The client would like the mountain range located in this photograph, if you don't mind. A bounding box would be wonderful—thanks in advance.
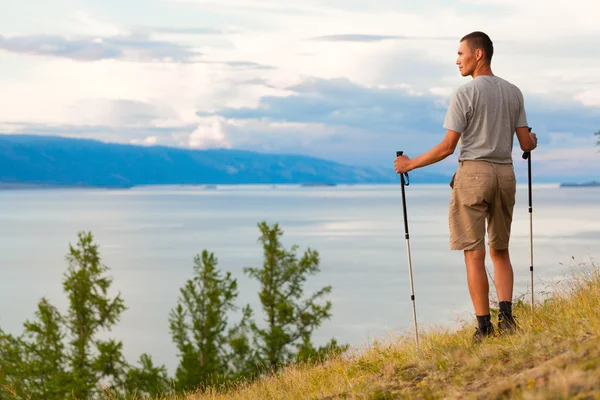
[0,134,452,188]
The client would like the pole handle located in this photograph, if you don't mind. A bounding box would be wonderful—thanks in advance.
[396,151,410,186]
[522,127,533,160]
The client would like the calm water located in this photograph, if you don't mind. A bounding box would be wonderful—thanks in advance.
[1,184,598,374]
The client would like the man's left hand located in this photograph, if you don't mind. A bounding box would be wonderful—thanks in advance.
[394,155,412,174]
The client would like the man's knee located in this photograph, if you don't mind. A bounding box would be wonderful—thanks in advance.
[464,249,486,262]
[490,247,509,258]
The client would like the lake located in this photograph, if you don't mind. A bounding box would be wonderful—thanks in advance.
[1,183,598,374]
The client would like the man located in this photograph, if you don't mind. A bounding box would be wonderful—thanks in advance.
[394,31,538,341]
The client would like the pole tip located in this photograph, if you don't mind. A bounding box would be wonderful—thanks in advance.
[396,151,403,157]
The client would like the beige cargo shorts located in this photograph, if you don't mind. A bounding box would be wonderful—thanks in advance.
[448,160,516,251]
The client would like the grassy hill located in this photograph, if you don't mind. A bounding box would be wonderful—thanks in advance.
[173,260,599,400]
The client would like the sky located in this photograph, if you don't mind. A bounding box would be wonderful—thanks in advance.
[1,0,600,180]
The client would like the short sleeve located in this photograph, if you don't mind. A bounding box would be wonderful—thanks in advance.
[516,89,528,128]
[443,88,471,134]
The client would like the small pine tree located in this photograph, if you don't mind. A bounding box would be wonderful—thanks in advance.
[62,231,128,397]
[169,250,247,391]
[0,330,22,395]
[0,231,171,398]
[121,353,172,397]
[0,299,70,397]
[295,336,348,366]
[224,304,259,381]
[243,221,347,373]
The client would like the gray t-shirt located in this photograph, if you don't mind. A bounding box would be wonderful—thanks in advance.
[443,75,528,164]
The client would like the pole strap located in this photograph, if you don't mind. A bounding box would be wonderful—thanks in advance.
[401,172,410,186]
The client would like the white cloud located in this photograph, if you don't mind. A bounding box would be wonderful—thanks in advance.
[187,116,231,148]
[0,124,22,134]
[459,0,598,37]
[65,11,125,37]
[0,55,287,127]
[131,136,159,145]
[429,87,453,98]
[575,89,600,107]
[534,147,600,163]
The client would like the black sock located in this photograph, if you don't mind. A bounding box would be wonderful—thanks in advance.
[499,301,512,319]
[476,314,492,331]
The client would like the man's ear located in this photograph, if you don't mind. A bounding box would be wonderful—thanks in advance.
[475,48,483,61]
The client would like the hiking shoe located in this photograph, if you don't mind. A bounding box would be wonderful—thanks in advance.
[498,315,519,335]
[473,324,495,343]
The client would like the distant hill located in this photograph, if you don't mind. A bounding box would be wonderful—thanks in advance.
[0,134,451,187]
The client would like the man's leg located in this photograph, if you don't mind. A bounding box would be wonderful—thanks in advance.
[489,248,513,302]
[487,163,518,333]
[465,248,495,340]
[448,161,494,339]
[464,249,489,315]
[490,247,518,332]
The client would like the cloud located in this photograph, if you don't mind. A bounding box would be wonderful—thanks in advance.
[359,47,454,88]
[0,33,201,62]
[199,60,276,70]
[0,31,276,68]
[309,34,455,42]
[200,77,449,134]
[0,34,121,61]
[531,144,600,179]
[206,76,600,138]
[187,116,231,148]
[142,27,229,35]
[525,98,600,137]
[71,99,180,127]
[132,135,159,145]
[191,75,600,169]
[163,0,326,16]
[576,89,600,107]
[2,123,198,148]
[215,119,395,166]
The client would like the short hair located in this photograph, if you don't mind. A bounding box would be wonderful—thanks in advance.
[461,31,494,63]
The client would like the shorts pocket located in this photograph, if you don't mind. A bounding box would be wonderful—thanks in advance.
[499,168,516,189]
[454,171,492,190]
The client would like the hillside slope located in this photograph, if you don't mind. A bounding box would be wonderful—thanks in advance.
[186,260,599,399]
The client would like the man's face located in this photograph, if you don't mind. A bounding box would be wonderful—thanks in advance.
[456,40,477,77]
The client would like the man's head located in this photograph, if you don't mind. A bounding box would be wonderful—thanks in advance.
[456,31,494,77]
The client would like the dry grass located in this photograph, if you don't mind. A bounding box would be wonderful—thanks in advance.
[183,258,600,400]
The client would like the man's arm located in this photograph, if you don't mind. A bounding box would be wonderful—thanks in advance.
[406,129,461,171]
[514,88,536,152]
[516,126,537,152]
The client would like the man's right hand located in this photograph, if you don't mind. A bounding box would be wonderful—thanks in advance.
[516,126,537,152]
[529,132,538,150]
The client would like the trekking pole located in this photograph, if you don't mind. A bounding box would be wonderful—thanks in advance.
[522,127,534,314]
[396,151,419,348]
